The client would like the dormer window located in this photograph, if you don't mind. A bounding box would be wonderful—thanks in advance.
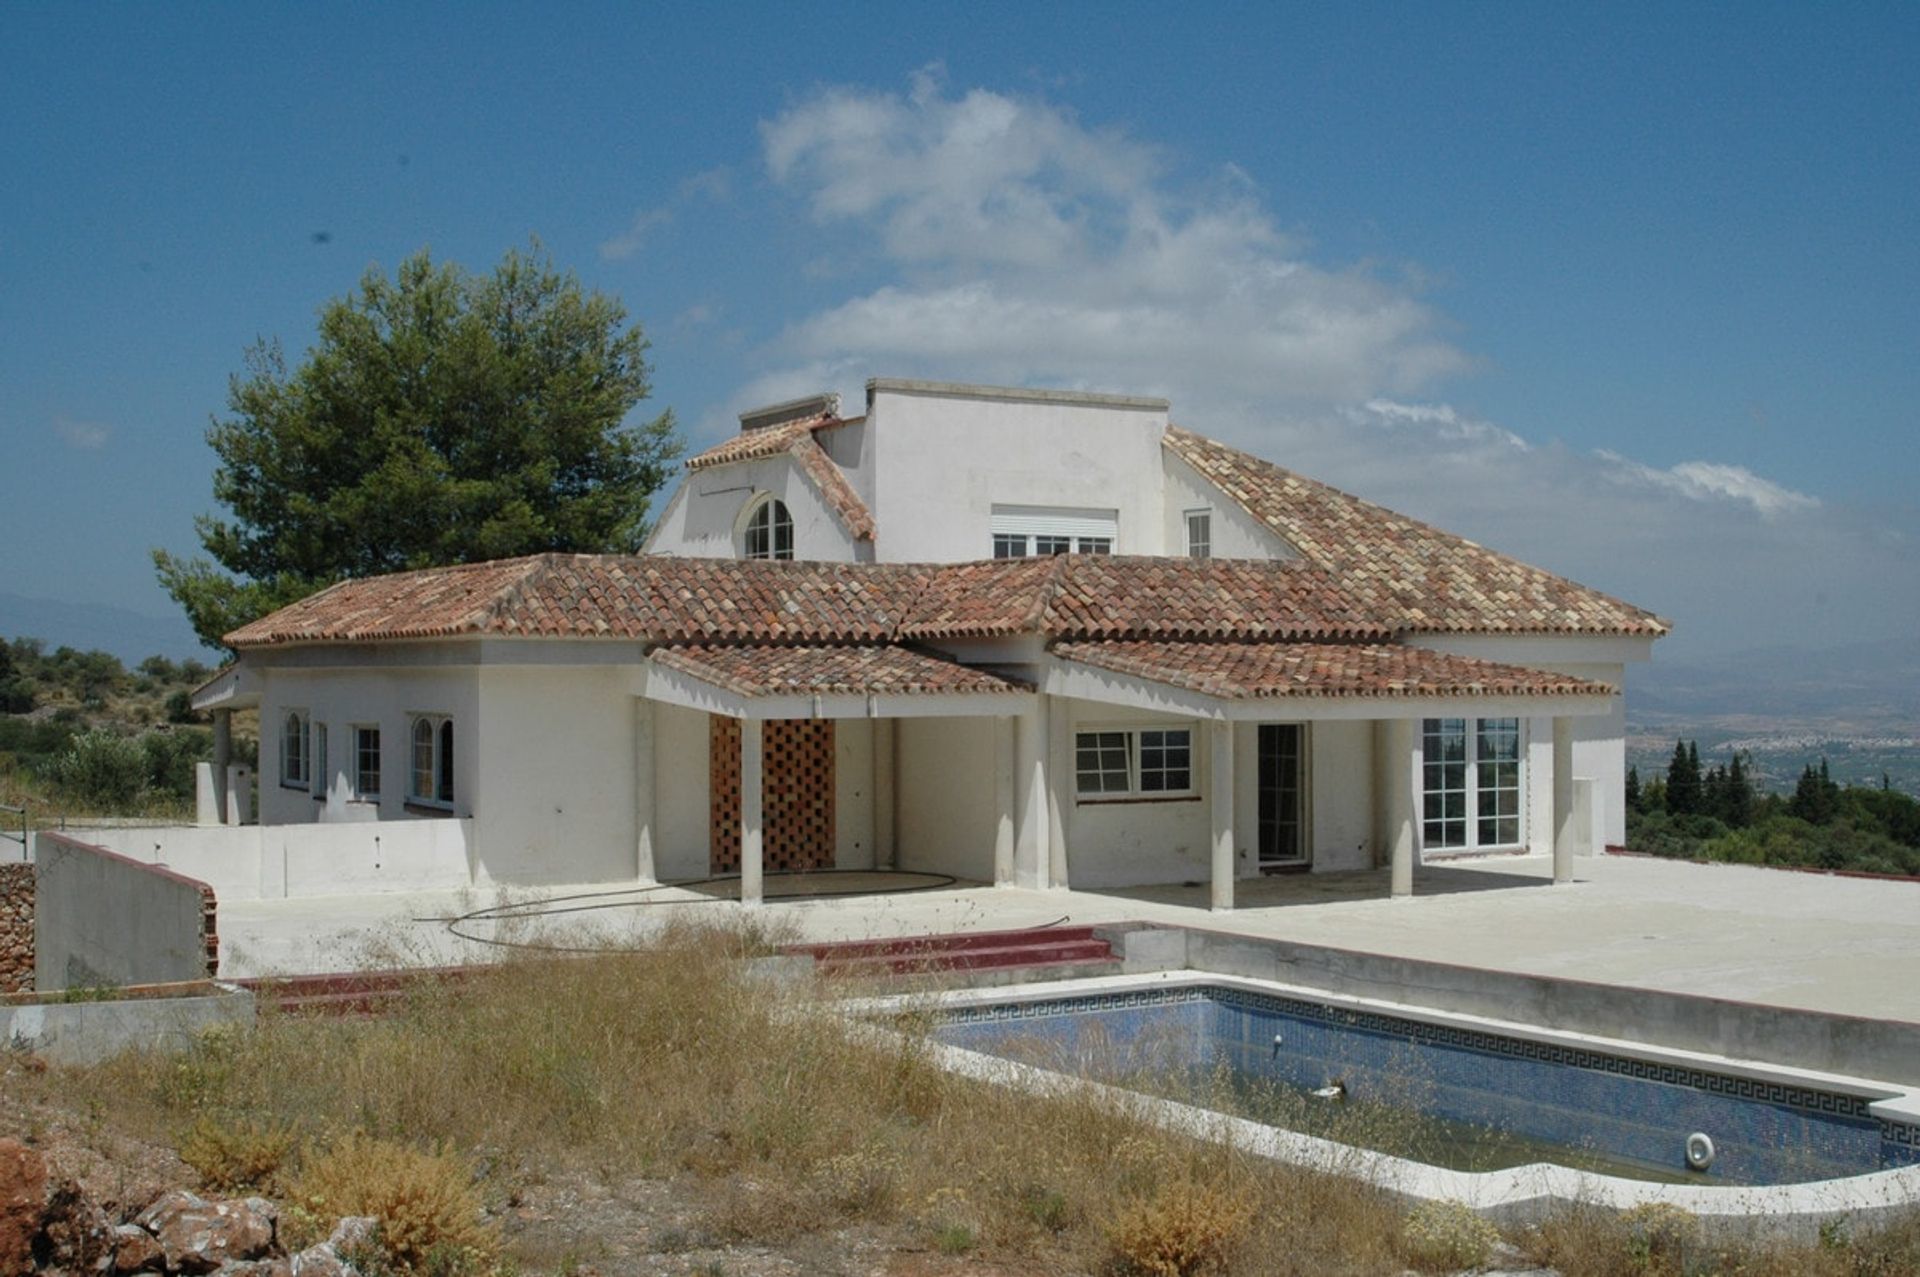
[742,496,794,561]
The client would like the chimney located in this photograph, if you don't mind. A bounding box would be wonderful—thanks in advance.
[737,392,840,434]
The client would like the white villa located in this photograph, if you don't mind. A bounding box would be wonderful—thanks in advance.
[189,378,1666,909]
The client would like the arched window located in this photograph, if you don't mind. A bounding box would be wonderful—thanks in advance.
[411,718,435,803]
[742,496,794,561]
[281,711,308,787]
[408,714,457,809]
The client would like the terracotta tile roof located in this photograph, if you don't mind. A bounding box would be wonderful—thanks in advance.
[899,555,1387,642]
[650,643,1029,698]
[682,414,876,543]
[1164,426,1668,636]
[1053,640,1616,701]
[225,554,927,648]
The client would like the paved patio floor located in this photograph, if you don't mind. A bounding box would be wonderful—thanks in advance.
[214,851,1920,1025]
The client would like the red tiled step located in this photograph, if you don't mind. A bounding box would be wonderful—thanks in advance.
[794,924,1104,962]
[235,968,470,1016]
[795,926,1117,979]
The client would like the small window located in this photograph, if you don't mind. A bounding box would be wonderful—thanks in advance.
[1075,726,1195,799]
[409,715,454,808]
[310,721,329,799]
[742,496,794,560]
[1185,510,1211,559]
[992,533,1026,559]
[1034,534,1073,556]
[353,726,381,800]
[1076,536,1112,556]
[280,710,308,788]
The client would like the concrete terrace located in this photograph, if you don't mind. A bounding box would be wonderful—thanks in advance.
[215,851,1920,1027]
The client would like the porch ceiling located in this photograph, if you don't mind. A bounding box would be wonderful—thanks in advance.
[643,643,1034,720]
[1047,639,1619,721]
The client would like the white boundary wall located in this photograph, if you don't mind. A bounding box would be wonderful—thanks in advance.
[59,819,473,900]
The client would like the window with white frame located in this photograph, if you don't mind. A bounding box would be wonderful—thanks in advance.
[1422,717,1523,850]
[990,505,1118,558]
[409,715,454,808]
[741,496,793,560]
[353,726,381,801]
[1075,726,1195,799]
[1185,509,1212,559]
[280,710,309,789]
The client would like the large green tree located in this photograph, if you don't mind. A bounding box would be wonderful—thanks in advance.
[155,244,680,650]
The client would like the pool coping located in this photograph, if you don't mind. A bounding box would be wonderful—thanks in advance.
[843,970,1920,1237]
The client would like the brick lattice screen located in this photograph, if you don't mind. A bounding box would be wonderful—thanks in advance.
[709,718,836,874]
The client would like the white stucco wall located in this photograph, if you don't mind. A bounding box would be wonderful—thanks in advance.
[258,666,479,829]
[653,702,712,881]
[1308,720,1375,872]
[1162,451,1295,561]
[896,716,998,882]
[64,819,473,900]
[471,666,638,884]
[834,718,877,872]
[1061,698,1211,889]
[645,451,858,562]
[866,384,1171,562]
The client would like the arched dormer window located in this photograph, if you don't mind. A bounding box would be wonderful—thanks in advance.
[741,496,794,561]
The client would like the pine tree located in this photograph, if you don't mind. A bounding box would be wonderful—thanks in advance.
[1667,739,1702,816]
[1625,765,1642,814]
[1726,752,1754,828]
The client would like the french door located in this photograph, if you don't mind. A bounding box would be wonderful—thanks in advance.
[1256,724,1307,869]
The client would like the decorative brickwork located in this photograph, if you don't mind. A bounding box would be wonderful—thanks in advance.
[709,718,837,874]
[0,862,32,993]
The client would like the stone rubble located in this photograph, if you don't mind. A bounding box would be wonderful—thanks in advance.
[0,1139,374,1276]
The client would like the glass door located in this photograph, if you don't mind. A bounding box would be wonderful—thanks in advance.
[1257,724,1306,868]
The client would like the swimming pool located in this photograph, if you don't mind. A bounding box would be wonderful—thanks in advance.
[851,970,1920,1234]
[929,981,1920,1187]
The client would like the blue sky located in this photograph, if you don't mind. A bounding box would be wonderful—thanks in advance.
[3,3,1916,661]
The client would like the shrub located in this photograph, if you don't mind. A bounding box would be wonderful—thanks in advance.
[287,1131,498,1275]
[141,728,211,801]
[1402,1198,1499,1273]
[1104,1177,1252,1276]
[177,1115,295,1193]
[52,728,147,808]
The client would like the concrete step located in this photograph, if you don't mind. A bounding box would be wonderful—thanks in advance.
[799,925,1119,984]
[796,924,1104,962]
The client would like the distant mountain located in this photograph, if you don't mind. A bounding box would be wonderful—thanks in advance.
[1627,636,1920,736]
[0,592,207,664]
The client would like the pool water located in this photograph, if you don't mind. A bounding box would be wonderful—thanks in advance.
[926,985,1920,1187]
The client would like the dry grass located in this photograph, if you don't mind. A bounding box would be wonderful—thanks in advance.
[22,918,1920,1275]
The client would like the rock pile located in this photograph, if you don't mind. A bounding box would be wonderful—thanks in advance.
[0,1139,374,1275]
[0,862,32,993]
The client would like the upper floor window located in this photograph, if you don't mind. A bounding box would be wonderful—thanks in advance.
[990,505,1117,558]
[742,496,794,560]
[280,710,309,789]
[410,715,455,808]
[1185,510,1212,559]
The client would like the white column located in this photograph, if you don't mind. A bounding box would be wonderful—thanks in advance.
[1209,720,1235,912]
[1013,699,1048,889]
[214,710,233,823]
[1552,716,1575,885]
[633,699,656,882]
[993,715,1016,886]
[1384,718,1415,898]
[740,716,764,906]
[873,719,897,871]
[1046,696,1072,890]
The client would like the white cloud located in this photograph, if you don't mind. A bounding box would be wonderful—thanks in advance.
[601,167,734,261]
[1593,450,1820,519]
[54,417,110,450]
[758,73,1464,404]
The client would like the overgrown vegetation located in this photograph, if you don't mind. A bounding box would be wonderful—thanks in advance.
[15,921,1920,1275]
[1627,739,1920,876]
[0,635,250,820]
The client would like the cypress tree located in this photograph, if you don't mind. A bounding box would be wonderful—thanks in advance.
[1625,765,1642,814]
[1727,753,1754,828]
[1667,739,1702,816]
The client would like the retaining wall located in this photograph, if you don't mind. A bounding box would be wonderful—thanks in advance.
[0,980,253,1064]
[32,832,218,992]
[0,862,31,993]
[1101,923,1920,1089]
[59,817,473,901]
